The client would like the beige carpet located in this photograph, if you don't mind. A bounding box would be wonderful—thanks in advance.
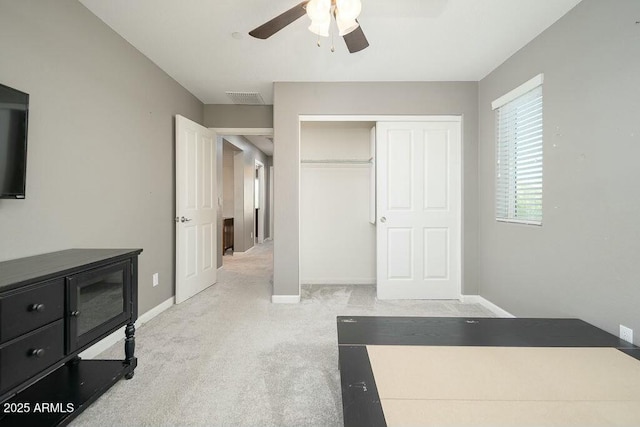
[71,241,494,426]
[368,345,640,427]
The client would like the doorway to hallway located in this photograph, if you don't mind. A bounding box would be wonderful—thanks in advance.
[215,128,273,270]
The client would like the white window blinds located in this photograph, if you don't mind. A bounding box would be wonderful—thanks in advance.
[495,82,543,225]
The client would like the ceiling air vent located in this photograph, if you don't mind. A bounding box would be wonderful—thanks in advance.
[225,91,265,105]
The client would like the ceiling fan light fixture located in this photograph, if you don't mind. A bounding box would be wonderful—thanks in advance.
[306,0,331,21]
[336,15,359,36]
[335,0,362,21]
[308,17,331,37]
[249,1,369,53]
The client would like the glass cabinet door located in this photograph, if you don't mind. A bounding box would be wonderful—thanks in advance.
[77,269,125,335]
[67,260,131,352]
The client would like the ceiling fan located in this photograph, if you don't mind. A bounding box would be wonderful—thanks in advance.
[249,0,369,53]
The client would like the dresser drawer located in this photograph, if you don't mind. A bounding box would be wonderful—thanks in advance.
[0,320,64,392]
[0,279,64,343]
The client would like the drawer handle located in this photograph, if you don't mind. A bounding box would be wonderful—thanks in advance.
[29,348,46,358]
[70,310,81,317]
[28,303,46,313]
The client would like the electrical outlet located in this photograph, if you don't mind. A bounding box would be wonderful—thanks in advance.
[152,273,159,287]
[620,325,633,343]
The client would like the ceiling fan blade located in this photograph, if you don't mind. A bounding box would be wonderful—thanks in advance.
[249,1,309,39]
[343,23,369,53]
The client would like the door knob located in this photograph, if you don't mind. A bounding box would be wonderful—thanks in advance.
[180,217,192,223]
[380,217,387,223]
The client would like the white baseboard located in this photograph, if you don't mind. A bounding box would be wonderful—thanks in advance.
[461,295,515,318]
[233,245,255,255]
[79,297,175,359]
[137,297,175,324]
[301,279,376,285]
[271,294,300,304]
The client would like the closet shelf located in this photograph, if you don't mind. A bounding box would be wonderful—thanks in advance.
[300,158,372,165]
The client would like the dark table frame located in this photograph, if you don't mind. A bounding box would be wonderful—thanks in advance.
[337,316,640,427]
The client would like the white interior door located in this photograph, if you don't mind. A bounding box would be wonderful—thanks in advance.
[257,163,266,243]
[269,165,274,240]
[376,120,461,299]
[175,115,217,304]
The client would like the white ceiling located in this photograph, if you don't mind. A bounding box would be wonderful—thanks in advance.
[79,0,582,104]
[244,135,274,156]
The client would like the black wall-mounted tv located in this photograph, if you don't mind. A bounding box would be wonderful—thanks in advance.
[0,83,29,199]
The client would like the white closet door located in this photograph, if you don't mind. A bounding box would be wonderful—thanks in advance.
[376,121,461,299]
[370,126,376,224]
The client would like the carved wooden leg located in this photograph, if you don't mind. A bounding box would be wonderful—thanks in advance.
[124,322,136,379]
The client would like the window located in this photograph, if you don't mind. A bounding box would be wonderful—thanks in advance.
[492,74,543,225]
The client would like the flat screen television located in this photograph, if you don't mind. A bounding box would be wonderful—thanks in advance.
[0,83,29,199]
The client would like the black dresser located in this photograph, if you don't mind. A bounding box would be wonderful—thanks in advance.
[0,248,142,426]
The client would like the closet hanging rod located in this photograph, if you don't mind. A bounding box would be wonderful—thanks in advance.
[300,158,372,165]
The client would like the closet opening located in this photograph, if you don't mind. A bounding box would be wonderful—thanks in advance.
[299,121,377,286]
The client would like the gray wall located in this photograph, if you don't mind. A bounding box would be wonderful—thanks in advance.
[215,135,271,268]
[0,0,203,314]
[204,105,273,129]
[273,82,479,297]
[478,0,640,344]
